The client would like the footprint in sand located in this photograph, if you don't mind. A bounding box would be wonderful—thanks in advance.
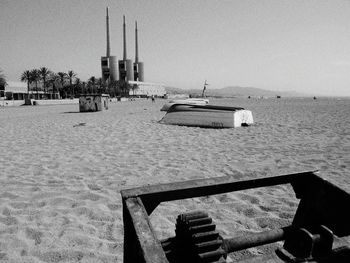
[107,204,120,211]
[25,227,43,245]
[9,202,30,209]
[0,252,8,260]
[0,192,19,199]
[236,192,261,205]
[79,192,102,201]
[242,207,260,218]
[87,184,102,191]
[0,215,18,226]
[256,216,290,229]
[36,250,84,262]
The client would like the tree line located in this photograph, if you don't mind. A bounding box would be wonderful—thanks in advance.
[19,67,133,99]
[0,69,6,90]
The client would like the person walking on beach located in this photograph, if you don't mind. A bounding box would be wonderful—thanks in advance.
[151,95,155,103]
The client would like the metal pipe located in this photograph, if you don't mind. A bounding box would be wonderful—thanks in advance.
[223,226,294,253]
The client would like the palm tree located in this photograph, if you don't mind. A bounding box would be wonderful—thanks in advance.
[74,77,82,95]
[82,81,86,94]
[0,69,7,90]
[88,76,96,94]
[67,70,77,97]
[0,69,6,98]
[109,79,118,97]
[39,67,52,97]
[30,69,40,99]
[97,77,103,94]
[57,72,67,98]
[48,73,60,99]
[20,70,31,97]
[97,77,107,94]
[117,80,130,97]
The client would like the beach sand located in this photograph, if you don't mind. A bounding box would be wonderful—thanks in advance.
[0,97,349,262]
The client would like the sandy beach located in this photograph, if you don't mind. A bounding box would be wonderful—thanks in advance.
[0,97,349,262]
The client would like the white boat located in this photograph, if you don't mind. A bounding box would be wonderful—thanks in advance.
[159,104,254,128]
[160,98,209,111]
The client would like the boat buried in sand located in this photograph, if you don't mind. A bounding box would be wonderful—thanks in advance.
[160,80,254,128]
[160,98,209,111]
[160,80,210,111]
[159,104,254,128]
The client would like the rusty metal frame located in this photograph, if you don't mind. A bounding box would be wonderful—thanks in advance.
[120,171,350,263]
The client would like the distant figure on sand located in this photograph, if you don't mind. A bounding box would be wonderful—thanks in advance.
[151,95,155,103]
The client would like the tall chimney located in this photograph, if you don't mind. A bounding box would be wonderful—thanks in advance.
[106,7,110,57]
[123,15,127,60]
[135,21,139,63]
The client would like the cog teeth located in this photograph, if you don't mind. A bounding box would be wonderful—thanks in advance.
[189,223,216,234]
[174,211,227,262]
[195,239,223,254]
[177,211,209,225]
[198,248,227,263]
[188,217,213,226]
[192,230,220,243]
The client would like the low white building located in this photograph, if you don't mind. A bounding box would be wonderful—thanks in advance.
[2,81,27,100]
[128,81,166,97]
[1,81,59,100]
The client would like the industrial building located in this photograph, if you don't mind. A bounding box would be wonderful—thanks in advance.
[101,8,165,97]
[101,7,117,84]
[118,15,133,82]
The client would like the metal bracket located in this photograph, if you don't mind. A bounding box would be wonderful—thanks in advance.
[121,171,350,263]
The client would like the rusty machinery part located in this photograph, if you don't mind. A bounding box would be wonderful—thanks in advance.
[281,225,334,259]
[175,211,226,263]
[161,211,226,263]
[163,211,350,263]
[171,210,288,263]
[277,225,350,262]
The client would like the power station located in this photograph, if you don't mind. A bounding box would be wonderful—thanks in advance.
[118,15,134,82]
[100,7,165,97]
[101,7,117,84]
[101,8,144,84]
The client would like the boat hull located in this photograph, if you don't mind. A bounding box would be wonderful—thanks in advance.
[160,98,209,111]
[159,104,254,128]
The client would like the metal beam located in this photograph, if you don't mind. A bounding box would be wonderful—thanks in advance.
[121,171,317,214]
[123,197,168,263]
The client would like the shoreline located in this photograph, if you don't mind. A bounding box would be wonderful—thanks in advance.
[1,95,349,108]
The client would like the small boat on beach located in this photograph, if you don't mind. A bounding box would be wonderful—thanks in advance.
[161,80,210,111]
[160,98,209,111]
[159,104,254,128]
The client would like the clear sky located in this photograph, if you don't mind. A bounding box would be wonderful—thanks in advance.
[1,0,349,96]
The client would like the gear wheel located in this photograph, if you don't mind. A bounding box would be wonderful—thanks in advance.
[174,211,227,263]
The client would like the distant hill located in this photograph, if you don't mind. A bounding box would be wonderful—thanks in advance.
[165,86,306,98]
